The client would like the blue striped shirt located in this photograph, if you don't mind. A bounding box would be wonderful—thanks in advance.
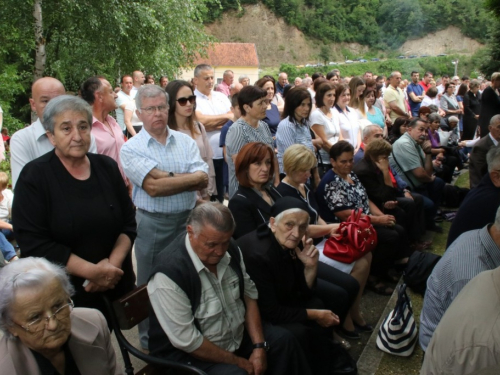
[276,116,315,173]
[419,225,500,351]
[120,127,208,213]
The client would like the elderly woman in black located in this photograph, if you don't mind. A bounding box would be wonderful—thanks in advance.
[12,95,136,324]
[316,141,410,295]
[238,197,356,375]
[463,79,481,140]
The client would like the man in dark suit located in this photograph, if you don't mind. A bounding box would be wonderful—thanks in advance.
[448,147,500,247]
[478,73,500,137]
[469,115,500,188]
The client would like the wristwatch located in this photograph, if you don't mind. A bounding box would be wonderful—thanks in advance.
[253,342,270,352]
[167,171,174,177]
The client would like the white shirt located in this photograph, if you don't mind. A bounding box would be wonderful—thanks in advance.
[0,189,13,221]
[309,108,341,163]
[333,105,360,149]
[194,89,231,159]
[130,86,139,99]
[10,119,98,188]
[115,90,133,131]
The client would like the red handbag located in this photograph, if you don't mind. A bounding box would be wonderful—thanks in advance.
[323,209,377,263]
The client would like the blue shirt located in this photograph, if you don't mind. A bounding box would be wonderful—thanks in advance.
[219,120,234,147]
[263,103,281,136]
[276,116,315,173]
[407,82,424,117]
[120,127,208,213]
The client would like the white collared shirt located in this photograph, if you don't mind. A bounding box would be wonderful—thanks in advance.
[10,119,98,188]
[194,89,231,159]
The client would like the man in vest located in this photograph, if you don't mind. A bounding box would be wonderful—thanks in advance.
[147,202,311,375]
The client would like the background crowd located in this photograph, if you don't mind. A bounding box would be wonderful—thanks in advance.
[0,65,499,375]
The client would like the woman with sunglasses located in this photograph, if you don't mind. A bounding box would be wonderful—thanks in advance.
[165,80,216,201]
[0,257,120,375]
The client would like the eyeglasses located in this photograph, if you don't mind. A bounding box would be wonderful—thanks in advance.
[176,95,196,106]
[13,300,74,334]
[140,105,169,115]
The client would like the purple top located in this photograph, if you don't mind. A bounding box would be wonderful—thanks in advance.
[428,129,441,148]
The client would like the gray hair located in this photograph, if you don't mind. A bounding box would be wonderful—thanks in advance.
[42,95,93,134]
[469,79,480,90]
[448,116,459,123]
[487,147,500,173]
[388,71,401,79]
[428,113,441,123]
[490,114,500,126]
[0,257,74,338]
[194,64,213,77]
[362,124,381,140]
[223,70,234,77]
[135,84,169,111]
[238,75,249,83]
[187,202,236,236]
[428,104,439,113]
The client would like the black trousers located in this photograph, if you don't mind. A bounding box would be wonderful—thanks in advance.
[316,262,359,325]
[163,323,311,375]
[212,158,225,202]
[388,194,426,242]
[371,223,410,277]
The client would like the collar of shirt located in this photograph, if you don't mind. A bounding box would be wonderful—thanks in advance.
[33,118,48,141]
[194,88,210,100]
[489,133,499,146]
[334,104,350,113]
[92,115,119,132]
[184,233,231,275]
[138,125,175,147]
[480,225,500,263]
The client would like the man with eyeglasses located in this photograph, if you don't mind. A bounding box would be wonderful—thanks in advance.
[193,64,233,203]
[120,84,209,351]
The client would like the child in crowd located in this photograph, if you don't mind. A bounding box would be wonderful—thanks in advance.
[0,172,16,263]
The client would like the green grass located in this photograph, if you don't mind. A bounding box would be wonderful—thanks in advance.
[374,172,467,374]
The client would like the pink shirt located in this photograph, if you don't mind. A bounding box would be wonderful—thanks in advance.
[91,115,127,183]
[215,81,231,97]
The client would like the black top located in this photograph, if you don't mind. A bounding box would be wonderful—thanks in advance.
[31,340,81,375]
[447,173,500,247]
[263,103,281,136]
[478,86,500,137]
[276,182,319,225]
[228,185,282,239]
[13,150,136,302]
[353,157,400,211]
[238,225,312,324]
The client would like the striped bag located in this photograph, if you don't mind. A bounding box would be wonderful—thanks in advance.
[376,284,418,356]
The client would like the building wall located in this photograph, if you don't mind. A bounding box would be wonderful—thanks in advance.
[178,66,260,86]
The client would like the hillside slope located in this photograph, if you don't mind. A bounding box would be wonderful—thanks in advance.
[205,4,484,68]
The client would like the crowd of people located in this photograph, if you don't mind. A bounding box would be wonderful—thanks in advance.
[0,64,499,375]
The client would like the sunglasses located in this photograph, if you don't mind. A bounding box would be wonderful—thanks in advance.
[176,95,196,106]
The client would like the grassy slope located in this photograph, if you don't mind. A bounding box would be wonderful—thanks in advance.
[375,172,469,374]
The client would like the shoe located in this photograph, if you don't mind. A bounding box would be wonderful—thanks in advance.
[333,332,352,350]
[434,215,444,222]
[337,327,360,340]
[410,240,432,251]
[354,322,374,333]
[366,279,395,296]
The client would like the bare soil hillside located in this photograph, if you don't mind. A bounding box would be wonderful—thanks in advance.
[205,4,484,67]
[399,26,483,56]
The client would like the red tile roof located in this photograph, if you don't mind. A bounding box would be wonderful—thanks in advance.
[193,43,259,67]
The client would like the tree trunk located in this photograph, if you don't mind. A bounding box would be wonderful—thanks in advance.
[33,0,45,80]
[33,0,45,122]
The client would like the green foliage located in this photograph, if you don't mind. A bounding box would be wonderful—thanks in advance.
[0,65,27,133]
[206,0,489,49]
[480,0,500,77]
[1,0,216,126]
[318,46,331,65]
[278,54,485,80]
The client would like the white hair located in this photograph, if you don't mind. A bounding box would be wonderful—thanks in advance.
[0,257,74,338]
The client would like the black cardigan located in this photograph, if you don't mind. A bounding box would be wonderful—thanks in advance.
[237,225,312,324]
[13,150,136,300]
[228,185,282,239]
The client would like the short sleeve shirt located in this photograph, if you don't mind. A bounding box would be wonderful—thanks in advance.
[389,132,425,188]
[115,90,133,131]
[310,108,341,163]
[407,82,424,116]
[225,119,274,198]
[384,85,407,122]
[276,117,315,173]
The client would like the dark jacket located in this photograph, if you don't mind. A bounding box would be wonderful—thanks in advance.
[469,135,495,189]
[478,86,500,137]
[228,185,282,239]
[353,157,400,210]
[238,225,312,324]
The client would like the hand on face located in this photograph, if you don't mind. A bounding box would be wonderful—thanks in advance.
[294,236,318,268]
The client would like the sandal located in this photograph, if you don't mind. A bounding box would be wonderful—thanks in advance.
[354,321,374,333]
[337,326,360,340]
[366,279,394,296]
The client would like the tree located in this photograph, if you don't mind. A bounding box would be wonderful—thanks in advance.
[481,0,500,76]
[319,46,331,65]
